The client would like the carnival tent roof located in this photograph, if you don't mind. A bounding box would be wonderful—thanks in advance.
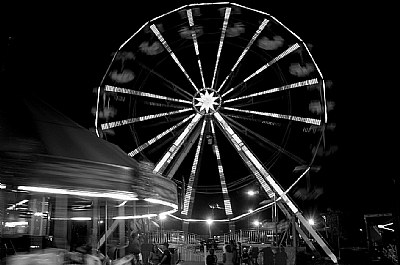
[0,94,178,214]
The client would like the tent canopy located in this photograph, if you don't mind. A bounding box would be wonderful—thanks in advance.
[0,94,178,214]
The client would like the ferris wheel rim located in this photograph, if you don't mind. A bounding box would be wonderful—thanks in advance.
[94,2,328,222]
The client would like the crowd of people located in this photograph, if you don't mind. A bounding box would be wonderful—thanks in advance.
[206,240,288,265]
[106,231,173,265]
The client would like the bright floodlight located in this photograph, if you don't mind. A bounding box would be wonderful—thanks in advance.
[206,218,214,225]
[247,190,256,196]
[308,218,315,226]
[159,213,167,220]
[253,220,260,226]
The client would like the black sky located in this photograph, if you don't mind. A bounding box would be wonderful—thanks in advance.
[2,2,396,222]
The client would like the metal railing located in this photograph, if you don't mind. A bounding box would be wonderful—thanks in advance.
[146,230,202,245]
[145,229,276,246]
[223,229,275,244]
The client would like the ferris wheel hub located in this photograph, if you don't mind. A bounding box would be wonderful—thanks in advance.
[193,88,222,115]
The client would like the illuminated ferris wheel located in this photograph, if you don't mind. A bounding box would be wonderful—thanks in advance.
[94,2,336,262]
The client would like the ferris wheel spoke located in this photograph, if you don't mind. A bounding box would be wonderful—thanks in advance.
[217,18,269,93]
[225,113,281,127]
[210,119,233,216]
[213,112,299,214]
[222,43,301,98]
[213,113,275,199]
[105,85,192,105]
[187,9,206,88]
[181,119,207,216]
[211,7,231,89]
[136,60,193,100]
[224,114,306,164]
[100,108,192,130]
[128,114,195,157]
[223,107,321,126]
[224,78,318,104]
[150,24,199,92]
[153,113,202,175]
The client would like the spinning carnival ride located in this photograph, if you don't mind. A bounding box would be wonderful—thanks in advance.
[93,3,337,263]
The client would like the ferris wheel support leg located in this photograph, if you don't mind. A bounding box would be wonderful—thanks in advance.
[166,125,201,179]
[295,213,338,263]
[258,179,337,263]
[294,222,317,252]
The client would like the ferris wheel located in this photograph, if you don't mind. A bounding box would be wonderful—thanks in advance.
[93,2,336,262]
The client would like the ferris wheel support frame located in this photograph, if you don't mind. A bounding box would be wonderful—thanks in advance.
[165,122,202,179]
[213,112,338,264]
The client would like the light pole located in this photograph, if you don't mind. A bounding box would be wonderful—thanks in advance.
[253,220,261,242]
[206,218,213,238]
[160,213,167,242]
[322,215,328,239]
[248,209,253,230]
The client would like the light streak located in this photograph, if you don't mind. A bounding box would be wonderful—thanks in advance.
[153,114,202,174]
[224,78,318,103]
[222,43,300,98]
[151,24,199,92]
[128,115,194,157]
[101,108,191,130]
[211,7,231,89]
[217,19,269,92]
[181,119,207,215]
[187,9,206,88]
[223,107,321,125]
[105,85,191,104]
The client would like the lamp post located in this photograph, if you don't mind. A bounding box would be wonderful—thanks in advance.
[160,213,167,242]
[253,220,261,242]
[206,218,213,238]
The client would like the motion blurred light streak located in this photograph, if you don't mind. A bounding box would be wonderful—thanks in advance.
[128,114,194,157]
[222,43,300,98]
[181,119,206,215]
[144,198,178,210]
[71,217,92,221]
[224,78,318,103]
[18,186,138,201]
[153,113,202,174]
[101,108,191,130]
[210,119,233,215]
[150,24,199,92]
[223,107,321,125]
[211,7,231,89]
[217,18,269,92]
[187,9,206,88]
[105,85,192,104]
[113,214,157,220]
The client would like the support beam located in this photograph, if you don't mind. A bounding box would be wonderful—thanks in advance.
[166,122,201,179]
[97,219,119,250]
[213,112,337,263]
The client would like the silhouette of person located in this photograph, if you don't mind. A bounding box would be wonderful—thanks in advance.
[260,247,274,265]
[206,248,218,265]
[242,247,250,265]
[159,242,171,265]
[223,244,234,265]
[274,247,287,265]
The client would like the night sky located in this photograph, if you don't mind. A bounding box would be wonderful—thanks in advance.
[2,1,396,234]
